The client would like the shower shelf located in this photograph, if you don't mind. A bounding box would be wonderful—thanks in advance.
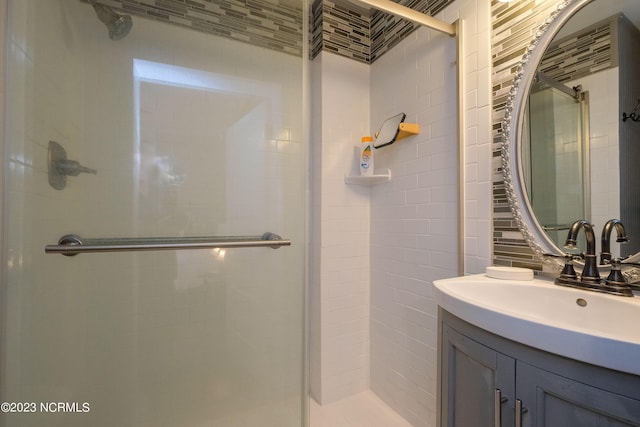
[344,169,391,185]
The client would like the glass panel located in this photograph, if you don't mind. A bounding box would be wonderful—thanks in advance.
[1,1,306,426]
[525,86,587,249]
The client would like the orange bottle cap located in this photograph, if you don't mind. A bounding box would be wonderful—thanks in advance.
[361,136,373,142]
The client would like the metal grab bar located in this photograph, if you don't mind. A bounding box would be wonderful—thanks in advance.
[45,232,290,256]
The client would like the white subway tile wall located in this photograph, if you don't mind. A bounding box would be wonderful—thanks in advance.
[368,0,491,424]
[311,0,491,424]
[310,52,372,405]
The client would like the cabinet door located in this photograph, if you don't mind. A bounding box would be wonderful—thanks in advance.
[441,324,515,427]
[517,361,640,427]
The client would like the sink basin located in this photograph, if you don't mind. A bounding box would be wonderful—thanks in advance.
[434,274,640,376]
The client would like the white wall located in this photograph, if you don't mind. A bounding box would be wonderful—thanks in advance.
[310,52,372,404]
[368,0,492,425]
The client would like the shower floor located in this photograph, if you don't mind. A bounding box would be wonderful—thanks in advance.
[310,390,413,427]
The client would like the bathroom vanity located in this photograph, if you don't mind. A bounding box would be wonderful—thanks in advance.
[442,0,640,423]
[434,275,640,427]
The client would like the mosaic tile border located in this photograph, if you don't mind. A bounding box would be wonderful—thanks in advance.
[311,0,455,64]
[103,0,455,63]
[311,0,371,62]
[102,0,304,56]
[498,0,574,273]
[492,0,562,270]
[538,15,615,85]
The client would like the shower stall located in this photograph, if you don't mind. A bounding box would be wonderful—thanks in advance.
[0,1,307,426]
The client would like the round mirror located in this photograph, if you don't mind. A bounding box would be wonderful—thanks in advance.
[502,0,640,269]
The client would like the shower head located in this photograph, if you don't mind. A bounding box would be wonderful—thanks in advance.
[88,1,132,41]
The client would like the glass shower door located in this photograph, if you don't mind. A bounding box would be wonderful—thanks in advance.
[0,1,306,426]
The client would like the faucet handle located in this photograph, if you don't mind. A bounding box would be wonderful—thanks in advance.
[559,253,578,280]
[605,258,626,286]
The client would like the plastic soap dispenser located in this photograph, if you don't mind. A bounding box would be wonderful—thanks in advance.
[360,136,374,176]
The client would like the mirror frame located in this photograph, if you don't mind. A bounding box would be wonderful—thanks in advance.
[501,0,592,270]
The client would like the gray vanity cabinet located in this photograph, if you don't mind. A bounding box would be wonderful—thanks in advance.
[517,361,640,426]
[440,322,515,427]
[438,309,640,427]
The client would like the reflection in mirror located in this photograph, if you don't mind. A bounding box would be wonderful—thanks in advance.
[522,74,590,250]
[504,0,640,266]
[373,112,405,149]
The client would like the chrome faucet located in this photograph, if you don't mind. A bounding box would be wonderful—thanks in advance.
[600,219,629,265]
[563,220,600,284]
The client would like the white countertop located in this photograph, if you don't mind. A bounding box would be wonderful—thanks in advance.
[434,273,640,375]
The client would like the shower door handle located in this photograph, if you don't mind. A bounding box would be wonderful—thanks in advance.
[45,232,291,256]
